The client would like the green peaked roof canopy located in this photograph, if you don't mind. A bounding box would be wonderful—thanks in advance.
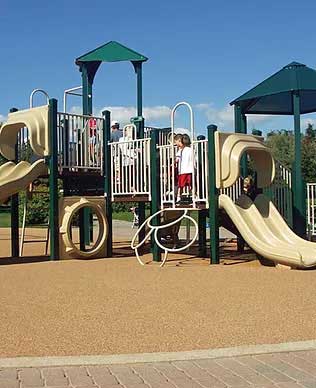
[231,62,316,115]
[76,41,148,65]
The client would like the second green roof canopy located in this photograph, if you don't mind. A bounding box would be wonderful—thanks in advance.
[231,62,316,115]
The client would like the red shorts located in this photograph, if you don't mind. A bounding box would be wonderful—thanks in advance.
[178,173,192,188]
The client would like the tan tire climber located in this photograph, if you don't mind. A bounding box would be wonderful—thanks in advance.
[59,196,108,259]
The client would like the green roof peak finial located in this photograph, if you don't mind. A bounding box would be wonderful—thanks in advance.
[283,61,306,69]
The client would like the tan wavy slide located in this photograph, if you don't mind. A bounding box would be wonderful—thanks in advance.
[219,193,316,269]
[0,159,47,204]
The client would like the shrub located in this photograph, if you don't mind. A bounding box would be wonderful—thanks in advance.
[19,182,49,225]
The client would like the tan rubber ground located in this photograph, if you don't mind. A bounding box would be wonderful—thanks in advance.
[0,228,316,358]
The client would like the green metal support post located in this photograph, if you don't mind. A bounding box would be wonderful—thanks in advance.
[292,91,306,236]
[103,110,113,257]
[49,98,60,260]
[198,210,207,257]
[82,65,93,115]
[134,62,143,117]
[132,116,146,244]
[150,129,161,262]
[207,125,220,264]
[197,135,207,257]
[9,108,19,257]
[133,62,146,244]
[234,105,247,253]
[234,104,242,133]
[81,65,93,248]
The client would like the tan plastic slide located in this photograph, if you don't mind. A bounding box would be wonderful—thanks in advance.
[0,105,49,203]
[215,132,275,189]
[0,159,47,204]
[219,193,316,269]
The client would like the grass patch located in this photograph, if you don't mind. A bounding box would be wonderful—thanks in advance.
[0,212,11,227]
[112,211,134,222]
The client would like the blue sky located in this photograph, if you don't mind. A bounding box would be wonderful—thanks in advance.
[1,0,316,135]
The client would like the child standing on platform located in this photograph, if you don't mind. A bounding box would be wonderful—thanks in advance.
[175,134,193,203]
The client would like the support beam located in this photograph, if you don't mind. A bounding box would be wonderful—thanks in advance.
[9,107,19,258]
[150,129,161,262]
[82,65,93,115]
[234,104,242,133]
[197,135,207,257]
[207,125,220,264]
[134,62,143,117]
[81,65,93,247]
[103,110,113,257]
[132,116,146,245]
[48,98,60,260]
[292,91,306,237]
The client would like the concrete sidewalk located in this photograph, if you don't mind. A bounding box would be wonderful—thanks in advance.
[2,341,316,388]
[2,349,316,387]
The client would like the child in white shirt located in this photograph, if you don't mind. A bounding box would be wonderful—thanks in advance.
[175,134,193,203]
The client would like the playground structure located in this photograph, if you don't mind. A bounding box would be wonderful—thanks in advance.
[1,42,316,268]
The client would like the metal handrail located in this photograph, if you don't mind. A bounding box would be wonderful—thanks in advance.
[170,102,195,208]
[63,86,82,113]
[29,89,50,108]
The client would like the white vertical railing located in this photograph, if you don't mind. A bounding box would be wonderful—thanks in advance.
[57,113,103,173]
[264,161,292,227]
[159,144,174,206]
[193,139,209,206]
[145,126,171,145]
[307,183,316,236]
[110,138,151,201]
[220,178,243,202]
[159,140,208,208]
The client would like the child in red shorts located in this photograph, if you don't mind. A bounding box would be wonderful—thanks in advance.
[175,134,193,203]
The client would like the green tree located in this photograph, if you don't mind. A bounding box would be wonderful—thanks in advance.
[265,129,294,169]
[265,125,316,183]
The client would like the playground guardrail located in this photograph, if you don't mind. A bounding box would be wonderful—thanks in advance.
[57,112,104,173]
[220,177,243,201]
[144,126,171,145]
[264,161,293,228]
[307,183,316,237]
[159,139,208,208]
[109,137,151,200]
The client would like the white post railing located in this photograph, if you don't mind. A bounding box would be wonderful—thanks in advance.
[264,161,292,227]
[57,112,103,173]
[220,177,243,202]
[145,126,171,145]
[307,183,316,237]
[109,138,151,201]
[192,139,209,206]
[159,139,208,208]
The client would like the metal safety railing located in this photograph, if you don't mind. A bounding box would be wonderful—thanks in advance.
[57,112,104,173]
[307,183,316,236]
[144,126,171,145]
[159,139,208,208]
[220,177,243,202]
[264,161,293,227]
[109,138,151,201]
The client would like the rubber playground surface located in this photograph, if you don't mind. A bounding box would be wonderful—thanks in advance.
[1,226,316,359]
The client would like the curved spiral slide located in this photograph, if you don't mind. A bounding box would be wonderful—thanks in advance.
[219,193,316,269]
[0,159,47,204]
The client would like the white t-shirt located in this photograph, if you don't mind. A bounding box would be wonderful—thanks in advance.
[176,146,194,174]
